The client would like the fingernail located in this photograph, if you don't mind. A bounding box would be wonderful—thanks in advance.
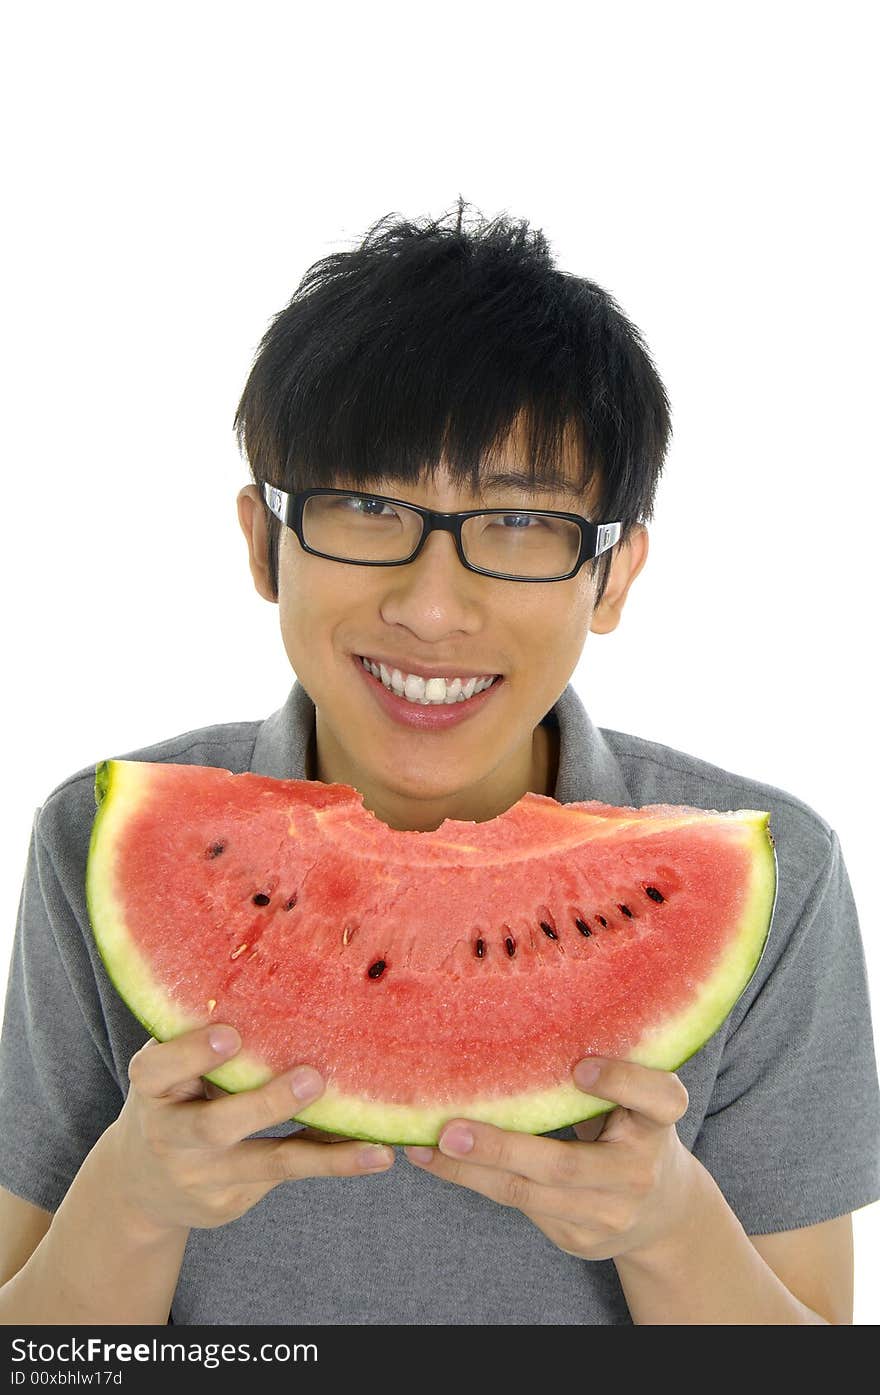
[209,1026,240,1055]
[405,1146,434,1163]
[439,1125,474,1156]
[357,1145,393,1169]
[289,1067,322,1101]
[575,1058,602,1088]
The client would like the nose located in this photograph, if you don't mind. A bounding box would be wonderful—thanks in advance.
[379,521,483,635]
[404,522,479,583]
[414,522,463,565]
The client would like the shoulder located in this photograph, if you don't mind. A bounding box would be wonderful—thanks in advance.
[33,715,264,864]
[596,728,867,1056]
[598,726,843,1031]
[600,725,834,886]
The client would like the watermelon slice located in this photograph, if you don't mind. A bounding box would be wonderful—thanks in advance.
[85,759,777,1144]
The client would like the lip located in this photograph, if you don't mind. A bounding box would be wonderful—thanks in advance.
[352,653,505,731]
[353,652,502,683]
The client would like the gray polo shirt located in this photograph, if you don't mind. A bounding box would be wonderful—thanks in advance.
[2,680,879,1325]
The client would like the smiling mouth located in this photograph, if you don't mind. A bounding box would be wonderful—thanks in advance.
[355,655,503,705]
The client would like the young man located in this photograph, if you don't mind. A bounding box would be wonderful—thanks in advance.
[1,205,878,1326]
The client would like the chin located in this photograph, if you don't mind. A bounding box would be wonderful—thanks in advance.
[373,760,468,801]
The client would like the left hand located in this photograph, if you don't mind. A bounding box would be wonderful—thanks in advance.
[404,1057,695,1262]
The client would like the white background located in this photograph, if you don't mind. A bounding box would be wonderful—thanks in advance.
[1,0,877,1321]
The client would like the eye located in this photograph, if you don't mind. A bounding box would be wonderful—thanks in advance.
[339,495,396,518]
[496,512,542,529]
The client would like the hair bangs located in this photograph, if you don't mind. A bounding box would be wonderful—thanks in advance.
[234,199,671,599]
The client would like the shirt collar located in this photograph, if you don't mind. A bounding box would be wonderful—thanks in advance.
[250,679,633,807]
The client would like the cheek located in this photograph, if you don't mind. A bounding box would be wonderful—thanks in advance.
[276,554,340,646]
[524,581,593,651]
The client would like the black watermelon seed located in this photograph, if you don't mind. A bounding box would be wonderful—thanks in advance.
[645,886,665,903]
[253,893,271,906]
[475,938,486,958]
[597,915,607,927]
[618,904,633,918]
[285,894,298,911]
[367,959,387,979]
[540,921,558,940]
[505,936,516,957]
[206,842,226,859]
[575,917,592,937]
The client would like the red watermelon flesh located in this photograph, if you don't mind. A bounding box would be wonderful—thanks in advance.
[85,759,776,1143]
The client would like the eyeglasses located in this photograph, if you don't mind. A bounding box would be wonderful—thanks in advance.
[262,484,621,583]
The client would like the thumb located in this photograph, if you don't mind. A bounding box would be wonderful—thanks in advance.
[572,1115,609,1142]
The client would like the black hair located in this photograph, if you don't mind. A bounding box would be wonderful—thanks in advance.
[233,197,672,604]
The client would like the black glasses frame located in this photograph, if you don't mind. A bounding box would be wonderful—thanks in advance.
[262,484,622,583]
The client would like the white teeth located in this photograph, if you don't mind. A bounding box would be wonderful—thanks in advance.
[360,657,497,705]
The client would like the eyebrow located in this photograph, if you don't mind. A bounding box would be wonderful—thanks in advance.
[353,470,586,504]
[479,471,584,500]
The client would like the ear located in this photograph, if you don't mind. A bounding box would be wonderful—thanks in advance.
[589,525,649,635]
[236,485,278,604]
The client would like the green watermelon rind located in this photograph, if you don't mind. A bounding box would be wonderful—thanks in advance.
[86,758,777,1146]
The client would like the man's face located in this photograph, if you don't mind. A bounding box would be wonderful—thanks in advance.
[238,451,647,832]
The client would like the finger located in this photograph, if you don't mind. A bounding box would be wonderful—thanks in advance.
[572,1115,609,1143]
[220,1135,396,1185]
[151,1060,331,1150]
[405,1146,598,1223]
[406,1119,610,1189]
[573,1058,689,1129]
[127,1025,244,1102]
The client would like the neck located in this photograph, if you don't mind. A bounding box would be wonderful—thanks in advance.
[306,715,560,831]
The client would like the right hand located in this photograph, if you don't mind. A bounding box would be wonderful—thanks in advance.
[105,1024,395,1235]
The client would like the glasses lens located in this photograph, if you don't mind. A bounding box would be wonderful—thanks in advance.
[462,511,581,579]
[302,494,582,579]
[303,493,422,562]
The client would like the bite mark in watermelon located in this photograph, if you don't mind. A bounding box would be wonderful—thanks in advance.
[85,759,777,1144]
